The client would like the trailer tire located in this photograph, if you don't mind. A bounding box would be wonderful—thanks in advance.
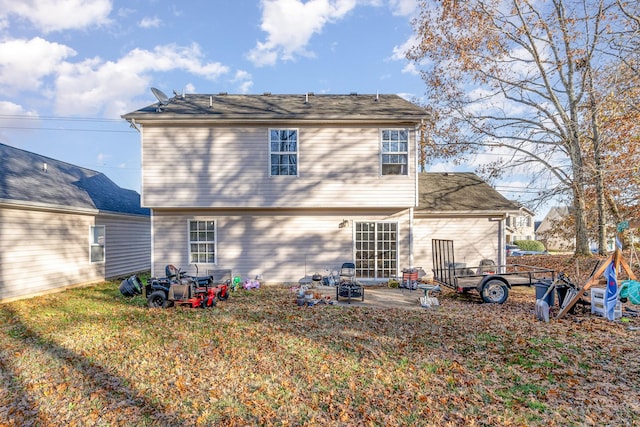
[481,280,509,304]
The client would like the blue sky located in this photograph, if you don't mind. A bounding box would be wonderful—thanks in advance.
[0,0,542,217]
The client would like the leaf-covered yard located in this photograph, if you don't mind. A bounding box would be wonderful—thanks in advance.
[1,261,639,426]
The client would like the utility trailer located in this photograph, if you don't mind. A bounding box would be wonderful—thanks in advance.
[431,239,556,303]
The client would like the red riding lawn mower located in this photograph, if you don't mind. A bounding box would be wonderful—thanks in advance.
[145,265,229,308]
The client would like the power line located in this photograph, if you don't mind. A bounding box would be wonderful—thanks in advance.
[0,114,122,122]
[0,126,135,133]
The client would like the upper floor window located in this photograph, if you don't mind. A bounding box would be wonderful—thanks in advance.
[515,215,531,227]
[90,225,105,263]
[270,129,298,176]
[381,129,408,175]
[189,220,216,264]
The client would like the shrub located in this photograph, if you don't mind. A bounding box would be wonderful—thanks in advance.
[514,240,546,252]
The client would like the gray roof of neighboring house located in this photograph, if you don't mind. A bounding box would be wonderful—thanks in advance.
[0,143,149,216]
[417,172,522,214]
[122,92,428,123]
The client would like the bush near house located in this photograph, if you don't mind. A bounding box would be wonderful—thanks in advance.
[514,239,546,252]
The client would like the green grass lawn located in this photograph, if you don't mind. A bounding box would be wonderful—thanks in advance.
[1,281,639,426]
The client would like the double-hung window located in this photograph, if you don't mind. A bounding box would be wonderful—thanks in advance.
[270,129,298,176]
[189,220,216,264]
[381,129,408,175]
[90,225,105,263]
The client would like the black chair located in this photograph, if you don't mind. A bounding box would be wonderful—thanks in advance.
[336,262,364,303]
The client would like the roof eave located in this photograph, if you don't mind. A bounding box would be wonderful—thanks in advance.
[0,198,99,215]
[121,115,428,125]
[415,210,515,217]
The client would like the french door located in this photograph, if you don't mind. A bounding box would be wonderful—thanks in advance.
[354,222,398,279]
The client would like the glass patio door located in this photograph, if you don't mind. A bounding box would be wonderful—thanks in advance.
[354,222,398,279]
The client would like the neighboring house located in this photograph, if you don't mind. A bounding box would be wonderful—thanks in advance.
[536,206,575,251]
[0,143,151,302]
[122,92,518,283]
[505,205,536,243]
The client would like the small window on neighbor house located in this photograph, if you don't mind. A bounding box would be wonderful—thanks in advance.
[90,225,105,263]
[189,220,216,264]
[269,129,298,176]
[381,129,408,175]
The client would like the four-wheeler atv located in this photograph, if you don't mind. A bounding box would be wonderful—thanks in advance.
[145,265,229,308]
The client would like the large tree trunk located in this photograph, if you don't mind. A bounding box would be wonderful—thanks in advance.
[569,130,591,255]
[573,187,591,255]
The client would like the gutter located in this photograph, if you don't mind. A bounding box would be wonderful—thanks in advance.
[0,198,99,215]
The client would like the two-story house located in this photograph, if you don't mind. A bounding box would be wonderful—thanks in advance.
[505,206,536,244]
[123,92,519,283]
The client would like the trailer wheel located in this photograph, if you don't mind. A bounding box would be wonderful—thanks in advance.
[481,280,509,304]
[147,290,167,308]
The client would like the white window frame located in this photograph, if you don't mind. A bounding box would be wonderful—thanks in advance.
[89,225,105,263]
[380,128,409,176]
[188,219,217,264]
[269,128,299,176]
[353,221,399,279]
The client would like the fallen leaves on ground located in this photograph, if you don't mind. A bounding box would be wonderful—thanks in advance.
[1,256,639,426]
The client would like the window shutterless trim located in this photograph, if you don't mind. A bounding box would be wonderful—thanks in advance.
[380,128,409,176]
[187,219,217,265]
[268,128,299,177]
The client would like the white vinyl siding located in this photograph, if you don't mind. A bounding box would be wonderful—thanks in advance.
[150,209,412,283]
[141,125,416,209]
[97,214,151,278]
[0,207,104,301]
[412,216,501,280]
[0,205,151,302]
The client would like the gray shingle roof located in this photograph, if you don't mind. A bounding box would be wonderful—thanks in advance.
[418,172,521,213]
[122,93,428,123]
[0,143,149,216]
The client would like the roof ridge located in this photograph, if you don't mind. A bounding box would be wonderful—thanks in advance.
[0,142,103,176]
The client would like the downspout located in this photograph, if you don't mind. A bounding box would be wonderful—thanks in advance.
[415,120,422,206]
[409,207,414,268]
[410,120,422,269]
[150,210,155,277]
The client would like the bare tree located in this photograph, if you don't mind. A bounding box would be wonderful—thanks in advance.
[409,0,637,255]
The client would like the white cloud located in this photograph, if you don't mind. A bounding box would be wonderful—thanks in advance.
[53,43,230,117]
[390,34,417,61]
[247,0,357,66]
[401,62,419,75]
[97,152,111,164]
[389,0,417,16]
[0,101,39,140]
[118,7,135,18]
[139,16,162,29]
[0,37,76,94]
[0,0,112,33]
[237,80,254,94]
[389,34,424,75]
[230,70,253,94]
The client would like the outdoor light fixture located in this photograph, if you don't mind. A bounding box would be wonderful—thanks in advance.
[339,219,349,229]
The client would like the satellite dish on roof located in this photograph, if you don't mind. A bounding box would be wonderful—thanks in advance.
[151,87,170,105]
